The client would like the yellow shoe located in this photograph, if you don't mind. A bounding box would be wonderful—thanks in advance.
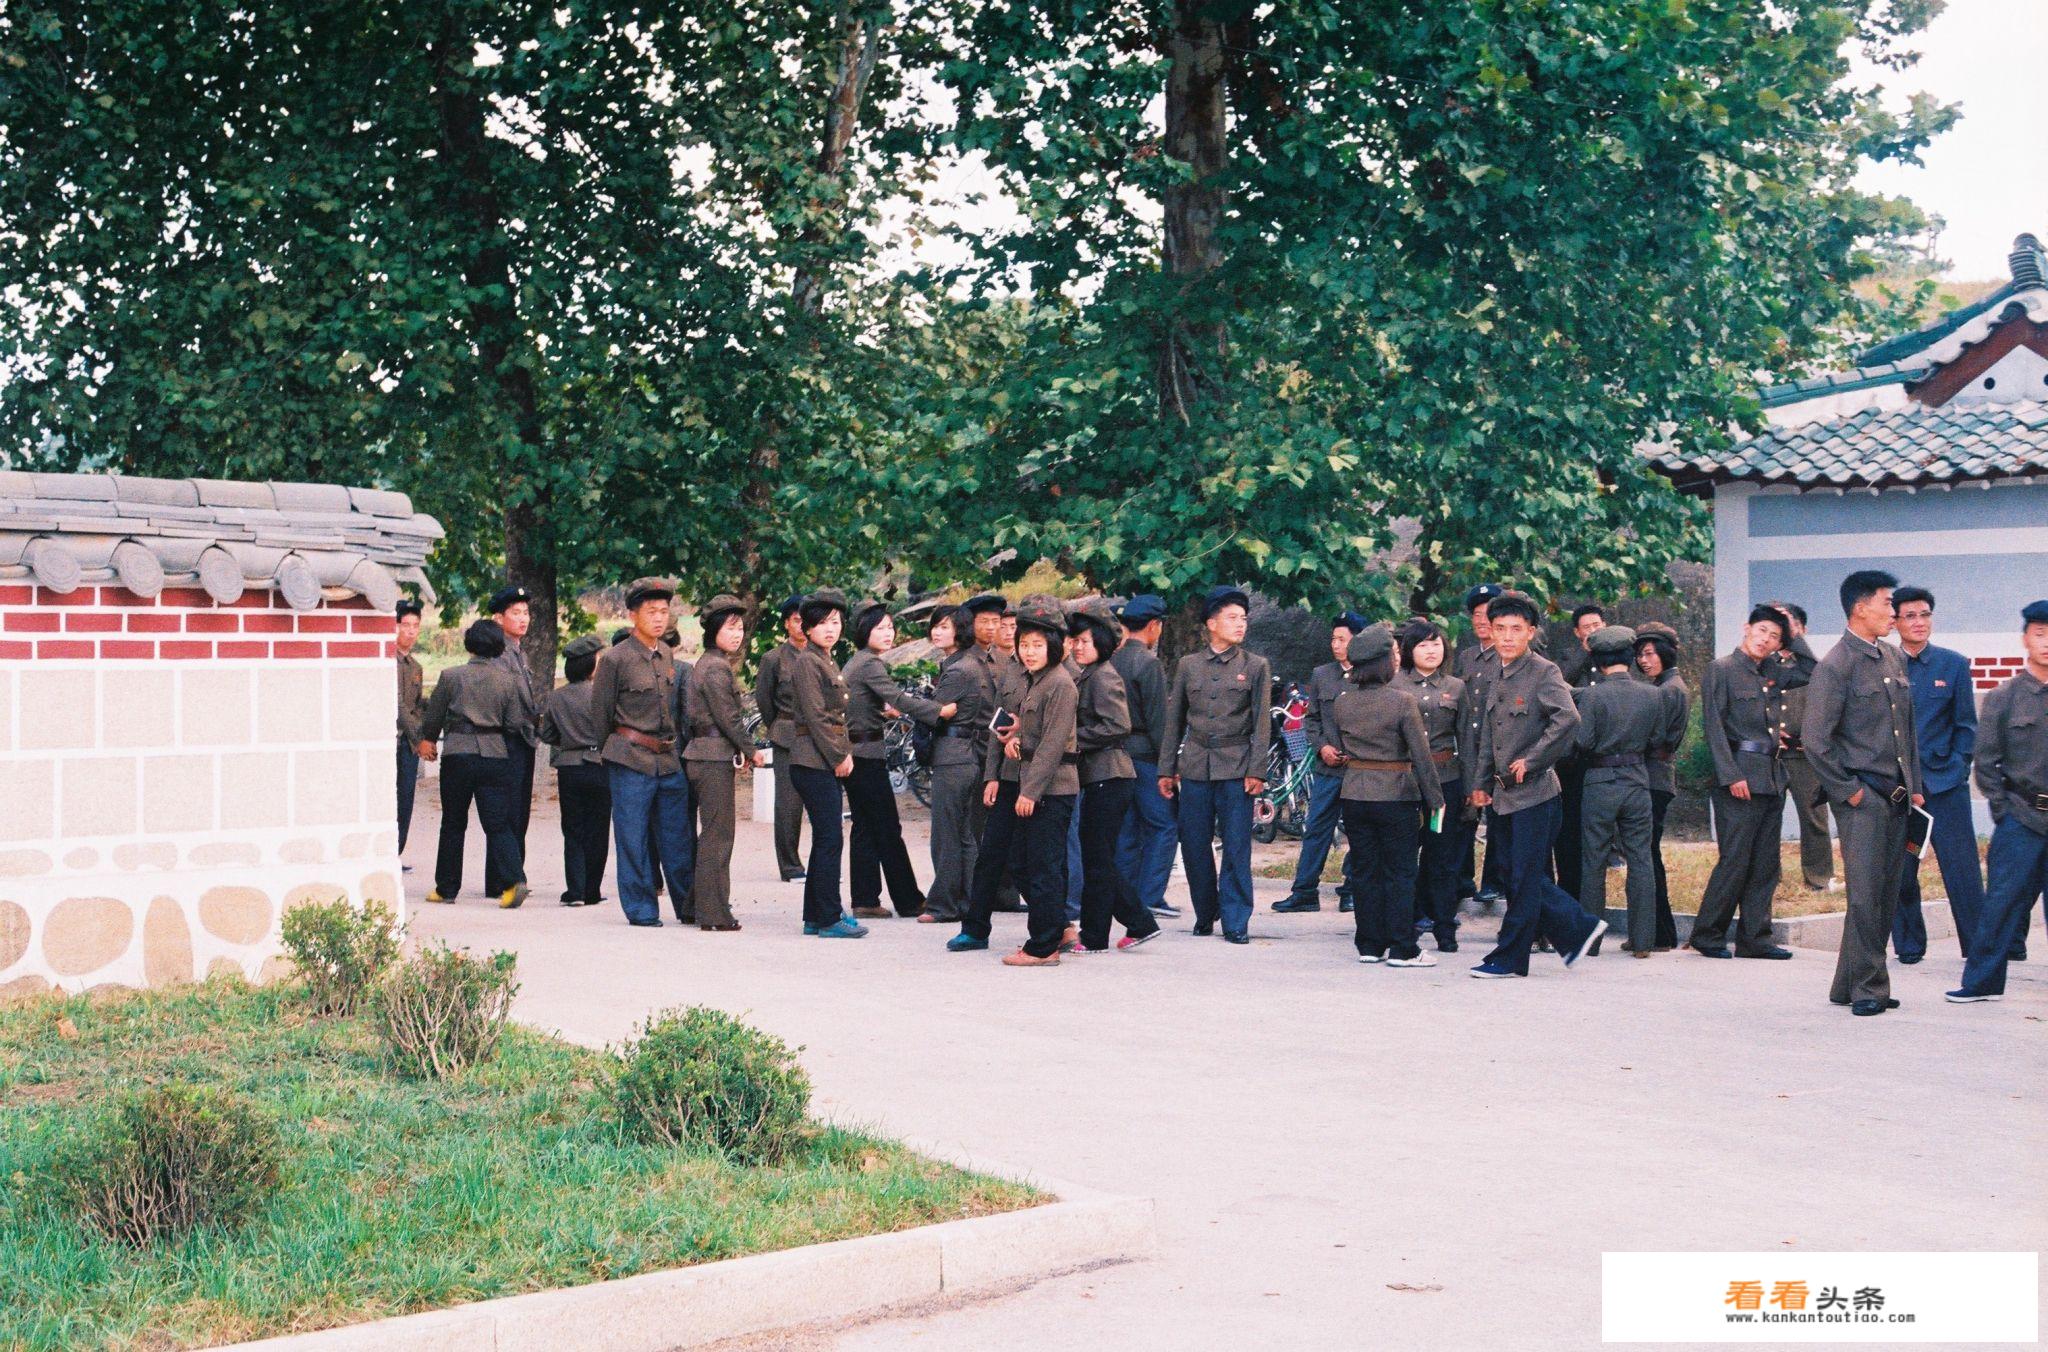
[499,884,529,910]
[425,890,452,904]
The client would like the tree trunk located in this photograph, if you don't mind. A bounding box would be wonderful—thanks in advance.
[1157,7,1229,423]
[430,7,558,685]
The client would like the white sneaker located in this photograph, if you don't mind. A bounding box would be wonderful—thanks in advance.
[1357,953,1385,964]
[1387,952,1437,968]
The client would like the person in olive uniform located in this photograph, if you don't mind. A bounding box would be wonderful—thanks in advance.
[1160,585,1273,945]
[1113,595,1181,919]
[753,596,809,882]
[420,618,531,907]
[952,596,1081,965]
[787,589,868,939]
[1550,603,1607,894]
[1068,598,1160,953]
[1692,605,1797,961]
[923,597,1006,923]
[1633,625,1689,950]
[981,597,1031,914]
[1948,599,2048,1004]
[590,579,694,928]
[1332,626,1444,966]
[1468,591,1607,978]
[486,585,542,868]
[1572,625,1668,956]
[540,634,610,906]
[1276,610,1371,915]
[1396,620,1467,951]
[1803,570,1922,1016]
[686,594,767,932]
[1770,603,1838,891]
[843,600,953,918]
[394,598,428,858]
[1454,582,1508,909]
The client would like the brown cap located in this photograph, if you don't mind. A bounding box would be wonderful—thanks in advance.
[1015,594,1067,634]
[624,577,676,610]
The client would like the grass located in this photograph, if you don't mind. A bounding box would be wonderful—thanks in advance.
[0,978,1040,1352]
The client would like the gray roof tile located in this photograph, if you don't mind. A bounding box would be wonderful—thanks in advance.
[1649,400,2048,491]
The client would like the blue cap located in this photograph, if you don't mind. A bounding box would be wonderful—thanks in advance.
[777,594,805,618]
[962,592,1008,616]
[1463,582,1505,613]
[1117,594,1166,624]
[488,584,532,614]
[2024,599,2048,627]
[1201,584,1251,618]
[1331,609,1370,634]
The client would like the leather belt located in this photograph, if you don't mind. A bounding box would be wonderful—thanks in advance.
[1649,750,1675,762]
[1187,733,1250,749]
[2010,783,2048,813]
[614,726,675,754]
[1733,738,1777,755]
[1431,748,1455,764]
[1855,772,1910,807]
[1590,753,1644,769]
[1345,757,1412,772]
[849,730,884,745]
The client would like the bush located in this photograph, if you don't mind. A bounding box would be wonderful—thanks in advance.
[63,1083,286,1248]
[280,897,402,1014]
[369,944,519,1079]
[610,1007,810,1164]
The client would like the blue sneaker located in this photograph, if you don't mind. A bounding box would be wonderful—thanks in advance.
[803,923,820,936]
[816,917,868,938]
[1563,918,1608,969]
[946,934,989,952]
[1469,961,1521,979]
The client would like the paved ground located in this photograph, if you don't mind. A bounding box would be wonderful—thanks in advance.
[407,779,2045,1350]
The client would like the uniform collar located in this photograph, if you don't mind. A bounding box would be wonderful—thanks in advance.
[1205,643,1240,662]
[1838,630,1886,660]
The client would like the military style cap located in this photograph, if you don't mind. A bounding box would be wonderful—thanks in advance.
[394,598,424,621]
[804,586,850,617]
[623,577,675,610]
[2023,599,2048,626]
[1634,619,1678,641]
[1015,594,1067,635]
[777,593,806,618]
[1118,593,1167,624]
[701,593,746,635]
[609,626,633,646]
[1201,583,1251,618]
[1331,609,1370,634]
[488,584,532,614]
[1066,596,1118,629]
[562,634,605,660]
[1347,627,1394,665]
[1462,582,1505,614]
[961,592,1007,616]
[1588,624,1638,660]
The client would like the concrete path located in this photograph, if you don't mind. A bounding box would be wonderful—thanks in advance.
[407,785,2045,1350]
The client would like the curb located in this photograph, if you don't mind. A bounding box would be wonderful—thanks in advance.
[207,1191,1156,1352]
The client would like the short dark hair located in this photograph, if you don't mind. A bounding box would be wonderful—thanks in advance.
[1635,633,1679,673]
[564,650,598,683]
[1396,619,1446,671]
[1777,601,1807,628]
[1067,613,1122,660]
[464,618,506,659]
[1019,626,1065,667]
[1486,591,1541,628]
[1348,651,1396,687]
[1570,603,1606,626]
[1747,604,1792,640]
[1839,569,1898,618]
[800,598,843,632]
[1892,585,1934,613]
[850,606,889,651]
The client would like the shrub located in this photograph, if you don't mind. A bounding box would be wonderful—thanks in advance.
[610,1007,810,1164]
[279,897,402,1014]
[369,944,519,1079]
[63,1082,286,1248]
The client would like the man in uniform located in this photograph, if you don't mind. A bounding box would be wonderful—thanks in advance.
[486,584,542,869]
[1551,603,1606,895]
[1467,590,1607,978]
[923,597,1006,923]
[1948,599,2048,1005]
[1803,570,1922,1016]
[1768,603,1836,891]
[753,595,809,881]
[590,578,694,928]
[1889,585,1985,964]
[1455,583,1508,910]
[1573,624,1667,956]
[394,598,429,864]
[1276,609,1369,914]
[1691,605,1797,961]
[1113,595,1181,919]
[1159,584,1272,944]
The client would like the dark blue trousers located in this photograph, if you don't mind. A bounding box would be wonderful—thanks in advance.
[1481,795,1600,974]
[1286,772,1352,905]
[1177,777,1254,935]
[1343,798,1421,959]
[609,764,694,925]
[1891,781,1986,959]
[1414,779,1464,943]
[789,764,847,929]
[396,737,419,853]
[1955,818,2048,997]
[1118,759,1180,910]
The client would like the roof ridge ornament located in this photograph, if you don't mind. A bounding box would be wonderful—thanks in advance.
[2011,233,2046,289]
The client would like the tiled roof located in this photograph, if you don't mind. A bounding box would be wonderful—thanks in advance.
[1758,359,1931,409]
[1649,401,2048,491]
[0,471,443,609]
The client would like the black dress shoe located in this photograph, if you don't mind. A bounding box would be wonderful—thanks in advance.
[1223,931,1250,945]
[1690,943,1732,959]
[1896,953,1923,965]
[2011,946,2029,962]
[782,869,807,882]
[1738,946,1794,960]
[1338,898,1354,913]
[1436,938,1459,954]
[1192,921,1215,937]
[1834,996,1899,1010]
[1850,998,1893,1016]
[629,918,664,928]
[1271,896,1321,913]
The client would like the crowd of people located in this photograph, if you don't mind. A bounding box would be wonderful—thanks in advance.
[390,571,2048,1014]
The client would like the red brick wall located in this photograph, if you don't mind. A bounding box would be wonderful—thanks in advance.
[1971,655,2028,691]
[0,585,394,661]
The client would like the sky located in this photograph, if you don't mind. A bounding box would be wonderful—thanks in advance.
[1852,0,2048,279]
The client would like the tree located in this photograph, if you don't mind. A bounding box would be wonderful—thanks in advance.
[932,0,1955,624]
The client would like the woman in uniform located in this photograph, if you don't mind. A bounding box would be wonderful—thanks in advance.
[950,595,1081,966]
[1067,598,1159,953]
[685,594,765,932]
[1397,620,1468,952]
[920,606,987,924]
[843,601,954,919]
[539,634,609,906]
[1332,626,1444,967]
[787,589,866,938]
[421,619,532,908]
[1634,625,1689,951]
